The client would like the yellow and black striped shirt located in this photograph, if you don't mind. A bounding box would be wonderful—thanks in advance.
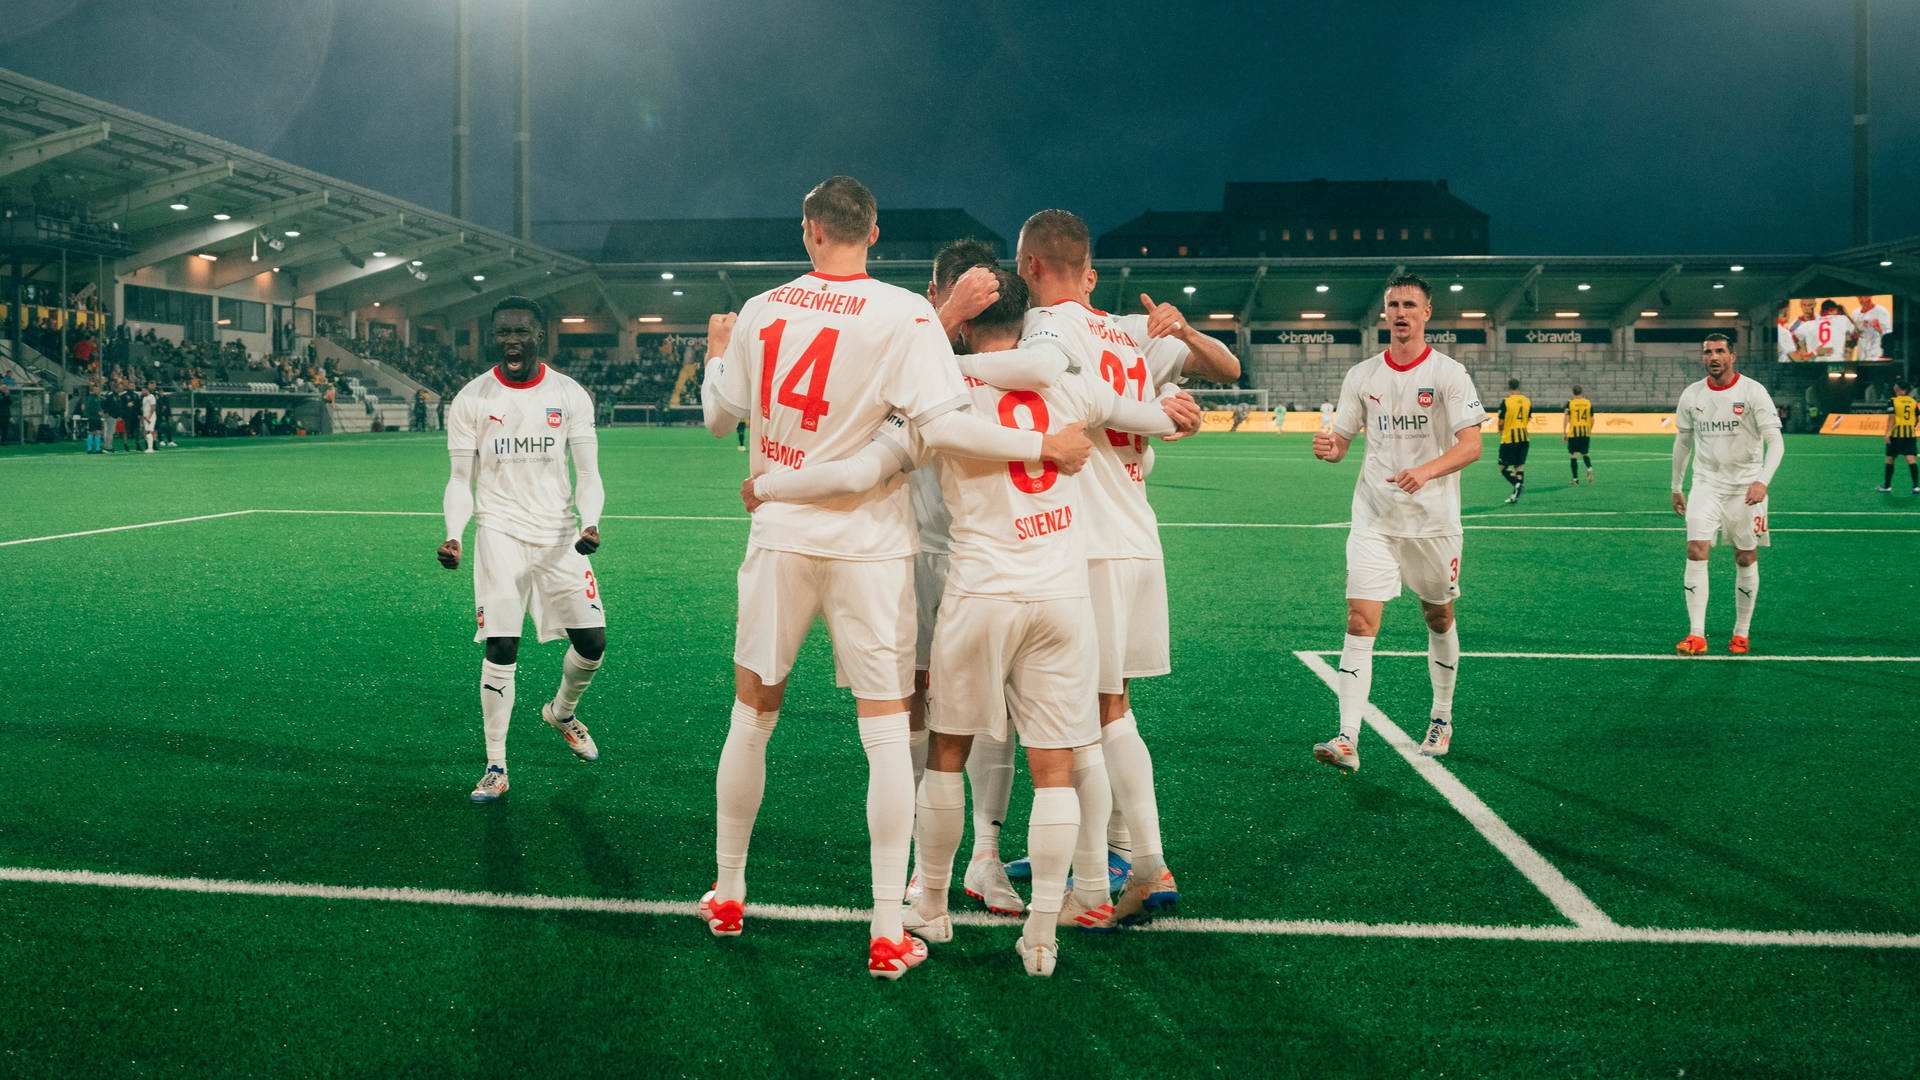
[1566,396,1593,438]
[1499,393,1531,444]
[1892,394,1918,439]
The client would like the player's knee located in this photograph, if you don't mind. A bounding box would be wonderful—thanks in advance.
[1421,605,1454,633]
[569,627,606,662]
[484,636,521,665]
[1685,541,1711,561]
[1734,549,1758,567]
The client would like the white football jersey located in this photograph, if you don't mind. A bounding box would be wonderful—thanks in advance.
[447,364,597,545]
[1854,305,1891,362]
[1793,314,1855,362]
[710,272,970,560]
[1019,300,1190,560]
[1332,347,1487,538]
[1675,372,1781,493]
[141,393,155,420]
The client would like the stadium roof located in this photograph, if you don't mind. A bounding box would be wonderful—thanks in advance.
[0,66,593,321]
[1223,179,1488,222]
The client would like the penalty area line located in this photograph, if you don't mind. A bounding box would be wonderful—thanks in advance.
[2,866,1914,949]
[1325,650,1920,663]
[0,510,256,548]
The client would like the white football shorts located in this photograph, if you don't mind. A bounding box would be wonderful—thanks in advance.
[734,546,914,700]
[471,525,604,643]
[927,594,1099,749]
[1087,557,1172,695]
[1345,529,1463,606]
[914,550,949,672]
[141,417,156,434]
[1685,487,1770,549]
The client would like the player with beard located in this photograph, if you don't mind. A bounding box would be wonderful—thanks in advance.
[438,296,607,802]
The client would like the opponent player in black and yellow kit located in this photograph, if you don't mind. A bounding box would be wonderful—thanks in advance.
[1565,386,1594,485]
[1878,380,1918,494]
[1495,378,1531,503]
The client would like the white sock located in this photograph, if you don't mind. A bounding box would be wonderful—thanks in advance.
[1336,633,1375,743]
[1106,809,1132,863]
[1071,745,1113,907]
[1102,712,1165,883]
[1022,786,1078,948]
[965,734,1016,858]
[1733,562,1759,637]
[480,660,515,765]
[859,712,913,941]
[1428,625,1460,722]
[907,728,928,794]
[912,769,965,917]
[714,700,778,901]
[551,646,601,719]
[1684,559,1709,637]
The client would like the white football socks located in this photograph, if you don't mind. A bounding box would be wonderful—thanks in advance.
[1733,562,1759,637]
[1336,633,1375,743]
[480,660,515,766]
[1071,745,1114,908]
[1022,786,1079,949]
[1684,559,1709,636]
[859,712,913,941]
[965,734,1015,858]
[1106,809,1132,863]
[714,700,778,901]
[1428,625,1460,722]
[551,646,601,719]
[912,768,966,918]
[907,727,929,793]
[1101,712,1165,883]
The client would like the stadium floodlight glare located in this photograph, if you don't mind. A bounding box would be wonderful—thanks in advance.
[1181,285,1197,296]
[212,210,232,221]
[1880,259,1893,267]
[1713,310,1739,317]
[195,252,217,261]
[1207,313,1233,320]
[660,272,675,281]
[560,316,587,324]
[1460,310,1487,318]
[1576,282,1592,291]
[1315,283,1330,293]
[370,250,387,258]
[410,259,424,266]
[671,289,684,297]
[1641,310,1660,317]
[472,274,486,282]
[372,301,381,308]
[1729,264,1744,272]
[168,197,190,211]
[1300,312,1327,320]
[1554,311,1580,318]
[284,229,301,238]
[1711,281,1725,289]
[637,315,664,323]
[1449,281,1465,292]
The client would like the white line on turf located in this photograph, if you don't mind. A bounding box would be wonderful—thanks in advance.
[1295,650,1618,930]
[0,510,256,547]
[4,866,1913,949]
[1333,650,1920,663]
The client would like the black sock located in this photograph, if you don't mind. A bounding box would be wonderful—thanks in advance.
[1571,458,1580,480]
[1889,463,1898,486]
[1909,461,1918,487]
[1582,454,1592,472]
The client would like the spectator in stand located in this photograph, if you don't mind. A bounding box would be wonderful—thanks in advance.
[0,381,12,446]
[72,332,96,371]
[414,389,428,432]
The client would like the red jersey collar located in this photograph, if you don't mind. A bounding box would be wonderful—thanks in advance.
[1383,345,1432,372]
[1706,371,1740,392]
[806,271,871,282]
[493,363,546,389]
[1051,298,1109,316]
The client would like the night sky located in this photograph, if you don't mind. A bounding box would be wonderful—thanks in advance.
[3,0,1915,256]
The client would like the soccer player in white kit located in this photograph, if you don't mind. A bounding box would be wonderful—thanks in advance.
[1013,208,1241,925]
[695,177,1092,979]
[140,385,157,453]
[1671,334,1783,656]
[1793,300,1856,364]
[1311,275,1487,772]
[1853,296,1892,363]
[438,296,607,803]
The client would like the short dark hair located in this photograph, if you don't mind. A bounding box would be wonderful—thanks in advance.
[933,238,998,292]
[492,295,546,325]
[1019,209,1090,272]
[968,268,1029,339]
[1507,378,1521,391]
[1571,384,1583,395]
[1385,273,1432,299]
[1820,299,1844,314]
[1703,332,1732,345]
[803,176,877,244]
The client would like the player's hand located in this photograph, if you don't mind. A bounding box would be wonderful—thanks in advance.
[574,525,600,555]
[1744,481,1767,506]
[1140,294,1190,340]
[1160,391,1203,438]
[1387,467,1428,494]
[741,475,765,513]
[437,538,461,569]
[940,266,1000,327]
[1312,432,1341,462]
[706,312,738,359]
[1041,422,1092,475]
[1670,492,1687,515]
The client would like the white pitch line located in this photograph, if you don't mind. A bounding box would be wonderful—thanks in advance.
[0,509,256,548]
[4,866,1913,950]
[1462,525,1917,534]
[1338,650,1920,663]
[1295,650,1617,930]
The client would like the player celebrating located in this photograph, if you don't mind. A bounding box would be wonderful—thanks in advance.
[1854,297,1892,364]
[1311,274,1486,771]
[1672,334,1783,655]
[1793,300,1855,363]
[695,176,1091,979]
[1876,379,1917,494]
[1494,378,1530,502]
[438,295,607,803]
[1564,385,1594,484]
[1013,208,1240,926]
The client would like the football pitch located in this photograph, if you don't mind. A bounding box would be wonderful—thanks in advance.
[2,426,1917,1077]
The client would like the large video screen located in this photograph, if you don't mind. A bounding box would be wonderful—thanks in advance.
[1776,294,1895,363]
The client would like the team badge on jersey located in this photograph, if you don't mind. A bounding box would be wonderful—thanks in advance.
[1418,387,1434,407]
[1732,401,1745,416]
[546,407,563,427]
[476,606,486,629]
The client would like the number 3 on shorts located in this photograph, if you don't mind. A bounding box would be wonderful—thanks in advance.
[1753,515,1767,537]
[584,569,598,599]
[1449,556,1460,583]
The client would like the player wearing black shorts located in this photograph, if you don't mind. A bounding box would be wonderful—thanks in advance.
[1495,378,1530,503]
[1878,380,1917,494]
[1565,385,1593,484]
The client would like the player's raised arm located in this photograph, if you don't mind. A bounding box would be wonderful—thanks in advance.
[891,307,1091,473]
[1140,292,1241,384]
[955,346,1068,391]
[701,311,748,437]
[936,265,1000,341]
[1314,370,1364,463]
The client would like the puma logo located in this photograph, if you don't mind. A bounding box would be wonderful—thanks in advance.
[487,415,505,425]
[1432,660,1456,670]
[1338,666,1360,678]
[1683,586,1697,594]
[483,684,505,696]
[1366,394,1381,405]
[1737,587,1753,598]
